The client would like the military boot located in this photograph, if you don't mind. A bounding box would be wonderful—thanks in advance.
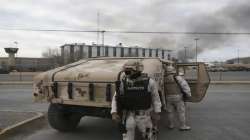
[168,123,174,129]
[179,125,191,131]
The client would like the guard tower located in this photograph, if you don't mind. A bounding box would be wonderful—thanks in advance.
[4,48,18,71]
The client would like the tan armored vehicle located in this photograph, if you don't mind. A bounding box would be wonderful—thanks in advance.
[33,57,210,132]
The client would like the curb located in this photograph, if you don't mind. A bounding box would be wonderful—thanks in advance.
[0,111,44,139]
[211,81,250,84]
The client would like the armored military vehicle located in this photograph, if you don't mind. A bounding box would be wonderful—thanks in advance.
[33,57,210,132]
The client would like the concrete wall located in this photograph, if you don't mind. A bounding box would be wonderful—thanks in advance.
[0,57,55,72]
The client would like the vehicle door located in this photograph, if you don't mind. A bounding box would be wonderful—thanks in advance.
[176,63,210,102]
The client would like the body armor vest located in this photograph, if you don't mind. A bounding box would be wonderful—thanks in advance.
[118,74,151,110]
[164,75,182,96]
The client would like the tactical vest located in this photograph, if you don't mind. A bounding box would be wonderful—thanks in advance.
[164,75,182,96]
[118,75,152,110]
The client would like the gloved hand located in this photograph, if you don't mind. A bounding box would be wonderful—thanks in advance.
[111,112,121,123]
[183,94,192,102]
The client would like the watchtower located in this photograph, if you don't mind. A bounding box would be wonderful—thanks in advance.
[4,48,18,71]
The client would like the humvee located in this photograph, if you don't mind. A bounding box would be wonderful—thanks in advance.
[33,57,210,132]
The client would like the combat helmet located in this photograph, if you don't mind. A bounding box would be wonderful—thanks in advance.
[123,59,144,72]
[166,65,176,74]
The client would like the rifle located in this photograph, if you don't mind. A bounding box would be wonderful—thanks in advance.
[115,71,127,134]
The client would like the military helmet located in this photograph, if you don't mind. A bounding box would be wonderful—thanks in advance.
[123,59,144,72]
[166,65,176,74]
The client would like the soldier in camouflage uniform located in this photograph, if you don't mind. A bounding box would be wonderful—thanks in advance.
[164,65,191,131]
[111,60,162,140]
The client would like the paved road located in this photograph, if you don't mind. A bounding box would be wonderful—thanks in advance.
[0,74,34,81]
[209,71,250,81]
[1,84,249,140]
[0,85,48,112]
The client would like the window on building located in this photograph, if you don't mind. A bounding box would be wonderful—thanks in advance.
[121,48,124,57]
[97,46,100,57]
[88,46,92,58]
[142,49,145,57]
[105,47,109,57]
[70,45,74,62]
[135,48,139,57]
[128,48,132,57]
[162,50,165,59]
[113,48,116,57]
[79,45,83,59]
[168,54,171,60]
[149,49,152,57]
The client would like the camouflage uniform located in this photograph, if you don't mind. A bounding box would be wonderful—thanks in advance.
[111,60,161,140]
[164,66,191,130]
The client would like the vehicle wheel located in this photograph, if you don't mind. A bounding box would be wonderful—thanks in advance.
[48,103,82,132]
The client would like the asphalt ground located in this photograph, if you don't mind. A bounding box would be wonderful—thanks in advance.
[0,85,48,112]
[1,71,250,81]
[0,74,34,81]
[0,84,250,140]
[208,71,250,81]
[0,111,37,129]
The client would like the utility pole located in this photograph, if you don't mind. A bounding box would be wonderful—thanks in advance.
[101,30,105,46]
[97,11,100,45]
[101,30,105,56]
[194,38,199,63]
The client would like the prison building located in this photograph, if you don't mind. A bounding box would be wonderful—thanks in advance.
[61,43,173,65]
[0,57,56,73]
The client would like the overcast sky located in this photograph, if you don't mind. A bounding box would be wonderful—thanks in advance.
[0,0,250,62]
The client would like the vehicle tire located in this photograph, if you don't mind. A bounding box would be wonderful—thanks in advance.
[48,103,82,132]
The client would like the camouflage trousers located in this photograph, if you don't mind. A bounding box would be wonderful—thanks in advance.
[123,111,156,140]
[166,96,187,128]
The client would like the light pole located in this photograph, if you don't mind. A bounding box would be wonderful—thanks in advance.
[237,48,240,64]
[13,41,22,81]
[194,38,199,63]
